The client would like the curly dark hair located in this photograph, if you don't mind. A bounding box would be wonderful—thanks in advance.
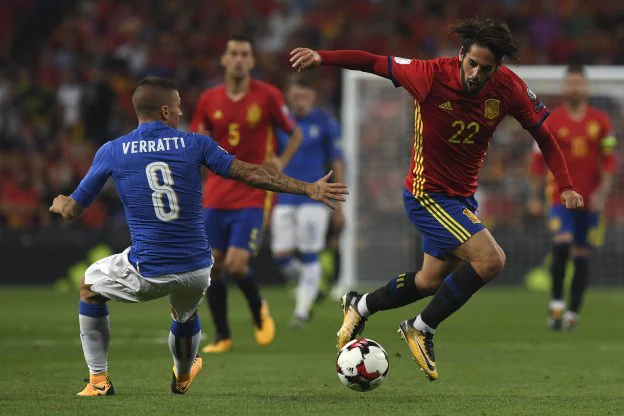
[450,18,520,62]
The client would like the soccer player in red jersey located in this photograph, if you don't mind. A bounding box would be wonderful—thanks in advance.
[290,18,584,381]
[191,35,303,353]
[529,64,617,331]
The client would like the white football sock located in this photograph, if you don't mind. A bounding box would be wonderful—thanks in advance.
[79,314,111,374]
[168,329,201,376]
[357,294,371,318]
[549,299,566,310]
[413,314,436,334]
[294,261,321,320]
[280,258,303,281]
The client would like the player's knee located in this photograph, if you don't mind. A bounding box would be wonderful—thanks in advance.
[475,247,506,278]
[553,233,573,244]
[224,261,247,278]
[485,247,506,277]
[79,277,91,301]
[273,250,294,260]
[571,246,590,257]
[79,277,107,304]
[417,275,444,295]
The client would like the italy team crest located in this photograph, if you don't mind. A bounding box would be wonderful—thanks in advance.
[247,103,262,127]
[484,99,500,120]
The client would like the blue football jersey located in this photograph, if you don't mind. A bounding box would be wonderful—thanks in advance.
[71,120,234,277]
[277,108,343,205]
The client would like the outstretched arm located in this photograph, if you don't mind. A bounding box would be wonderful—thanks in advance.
[527,150,545,216]
[530,124,583,209]
[290,48,390,78]
[228,159,348,210]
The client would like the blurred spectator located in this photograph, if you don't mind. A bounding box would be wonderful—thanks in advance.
[1,0,623,234]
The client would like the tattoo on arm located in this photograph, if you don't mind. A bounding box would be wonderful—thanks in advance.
[230,159,310,196]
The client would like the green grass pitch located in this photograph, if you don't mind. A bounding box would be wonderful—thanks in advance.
[1,286,623,415]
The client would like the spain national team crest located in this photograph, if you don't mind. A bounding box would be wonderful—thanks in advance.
[587,120,600,139]
[213,109,223,120]
[484,99,500,121]
[247,103,262,127]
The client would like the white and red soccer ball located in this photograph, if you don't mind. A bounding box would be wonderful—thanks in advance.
[336,338,389,392]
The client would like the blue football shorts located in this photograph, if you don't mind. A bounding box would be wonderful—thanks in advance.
[402,188,486,258]
[548,204,601,248]
[202,208,266,253]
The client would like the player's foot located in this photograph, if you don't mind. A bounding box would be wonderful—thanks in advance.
[201,337,233,353]
[336,291,367,351]
[548,300,565,331]
[398,319,438,381]
[76,372,115,396]
[255,300,275,346]
[171,355,203,394]
[287,315,309,329]
[562,311,579,331]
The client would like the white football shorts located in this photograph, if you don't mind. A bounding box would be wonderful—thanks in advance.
[271,203,330,253]
[85,247,211,322]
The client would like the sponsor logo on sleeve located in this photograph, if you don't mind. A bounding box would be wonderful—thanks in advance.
[526,87,537,101]
[394,57,412,65]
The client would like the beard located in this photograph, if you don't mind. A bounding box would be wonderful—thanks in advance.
[460,67,483,93]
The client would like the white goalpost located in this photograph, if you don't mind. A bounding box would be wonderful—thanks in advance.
[334,66,624,296]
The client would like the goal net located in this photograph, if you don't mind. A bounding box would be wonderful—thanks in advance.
[337,66,624,292]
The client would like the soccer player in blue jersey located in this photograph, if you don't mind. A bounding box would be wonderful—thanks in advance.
[49,77,348,396]
[272,75,345,327]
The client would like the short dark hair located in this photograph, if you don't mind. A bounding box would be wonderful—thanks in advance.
[132,77,177,118]
[450,18,520,63]
[566,63,586,77]
[227,34,254,51]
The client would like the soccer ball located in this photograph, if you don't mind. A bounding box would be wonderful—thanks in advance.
[336,338,389,392]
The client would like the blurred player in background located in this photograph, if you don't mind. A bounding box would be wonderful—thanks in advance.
[291,17,583,381]
[272,75,345,328]
[191,35,302,353]
[49,77,346,396]
[529,64,617,331]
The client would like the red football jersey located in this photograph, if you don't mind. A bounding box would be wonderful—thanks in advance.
[190,80,295,209]
[531,106,616,205]
[388,56,549,198]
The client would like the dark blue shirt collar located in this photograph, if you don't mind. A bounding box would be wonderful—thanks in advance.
[137,120,167,131]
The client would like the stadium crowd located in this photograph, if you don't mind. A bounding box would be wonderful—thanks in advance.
[2,0,624,230]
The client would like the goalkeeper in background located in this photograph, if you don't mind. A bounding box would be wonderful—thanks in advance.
[529,64,617,331]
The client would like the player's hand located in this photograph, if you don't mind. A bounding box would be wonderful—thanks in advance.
[560,190,584,210]
[263,153,284,172]
[527,198,543,217]
[307,171,348,210]
[49,194,69,218]
[290,48,322,72]
[331,206,345,232]
[590,191,607,212]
